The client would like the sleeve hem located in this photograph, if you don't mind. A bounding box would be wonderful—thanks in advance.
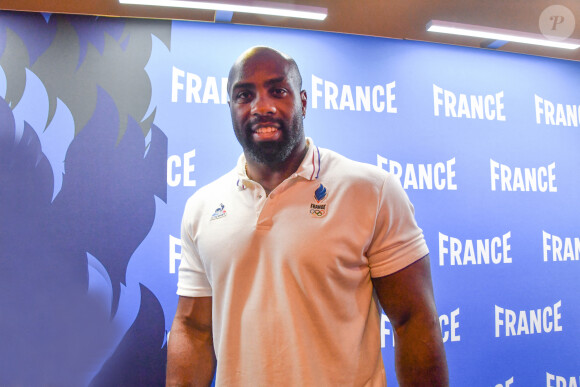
[176,288,212,297]
[369,245,429,278]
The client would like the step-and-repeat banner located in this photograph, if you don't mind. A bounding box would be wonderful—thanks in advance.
[1,10,578,387]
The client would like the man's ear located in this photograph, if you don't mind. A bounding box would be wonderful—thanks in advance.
[300,90,307,116]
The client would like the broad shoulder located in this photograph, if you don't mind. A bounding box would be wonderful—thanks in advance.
[318,147,392,186]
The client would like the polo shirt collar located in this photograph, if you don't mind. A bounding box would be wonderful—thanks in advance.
[235,137,321,184]
[294,137,321,181]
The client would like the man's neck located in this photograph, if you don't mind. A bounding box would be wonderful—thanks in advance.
[245,141,308,195]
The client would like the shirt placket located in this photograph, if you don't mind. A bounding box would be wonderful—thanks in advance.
[245,175,298,231]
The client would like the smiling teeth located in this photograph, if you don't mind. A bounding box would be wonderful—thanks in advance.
[256,127,277,133]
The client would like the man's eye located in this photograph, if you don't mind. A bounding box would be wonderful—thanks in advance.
[236,91,251,100]
[272,88,288,97]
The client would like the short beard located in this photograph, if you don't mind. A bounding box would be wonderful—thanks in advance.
[237,115,304,167]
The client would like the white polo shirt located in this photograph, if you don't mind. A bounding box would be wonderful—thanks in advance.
[177,138,428,386]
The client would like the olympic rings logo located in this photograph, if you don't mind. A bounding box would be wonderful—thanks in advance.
[310,208,326,217]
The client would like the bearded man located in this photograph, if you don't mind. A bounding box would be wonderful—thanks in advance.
[167,46,449,387]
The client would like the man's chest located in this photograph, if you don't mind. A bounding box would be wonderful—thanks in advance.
[194,180,377,284]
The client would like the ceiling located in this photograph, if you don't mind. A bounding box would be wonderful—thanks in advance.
[1,0,579,62]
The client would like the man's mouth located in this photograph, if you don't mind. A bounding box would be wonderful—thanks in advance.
[251,125,281,141]
[255,126,278,134]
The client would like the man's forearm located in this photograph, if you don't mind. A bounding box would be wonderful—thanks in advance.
[393,313,449,386]
[166,320,216,387]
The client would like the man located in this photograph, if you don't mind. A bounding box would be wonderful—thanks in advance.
[167,46,448,386]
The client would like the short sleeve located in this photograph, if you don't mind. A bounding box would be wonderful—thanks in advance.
[176,196,213,297]
[366,173,429,278]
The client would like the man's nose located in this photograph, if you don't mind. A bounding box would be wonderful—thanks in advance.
[251,93,276,115]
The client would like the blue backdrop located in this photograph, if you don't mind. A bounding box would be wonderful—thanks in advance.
[0,10,578,387]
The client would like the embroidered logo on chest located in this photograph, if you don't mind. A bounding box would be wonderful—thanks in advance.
[210,203,227,220]
[310,184,328,218]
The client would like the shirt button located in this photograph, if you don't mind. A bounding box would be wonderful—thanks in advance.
[257,195,262,199]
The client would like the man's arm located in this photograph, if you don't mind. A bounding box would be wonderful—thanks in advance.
[372,254,449,386]
[166,296,215,387]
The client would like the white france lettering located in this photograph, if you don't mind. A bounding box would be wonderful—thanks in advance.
[380,313,394,348]
[545,99,556,125]
[490,159,500,191]
[495,91,506,121]
[495,377,514,387]
[339,85,354,111]
[167,155,181,186]
[420,164,433,189]
[169,235,181,274]
[433,84,505,121]
[312,75,396,113]
[221,76,228,104]
[439,233,448,266]
[202,76,220,104]
[439,308,460,342]
[470,95,484,118]
[548,162,557,191]
[457,93,469,118]
[567,105,579,127]
[403,163,417,189]
[444,89,456,117]
[172,66,185,102]
[325,79,339,110]
[505,308,516,336]
[356,86,370,111]
[186,72,202,103]
[495,301,562,337]
[535,94,543,124]
[542,231,580,262]
[439,232,511,266]
[547,373,579,387]
[556,104,566,126]
[501,163,511,191]
[433,84,443,116]
[547,372,555,387]
[171,66,227,104]
[386,81,397,113]
[373,85,385,112]
[544,305,552,333]
[377,155,457,190]
[535,94,580,127]
[167,149,196,187]
[382,309,459,347]
[451,237,461,265]
[490,159,557,192]
[543,230,551,262]
[312,74,323,109]
[495,305,504,337]
[555,301,563,332]
[485,95,495,120]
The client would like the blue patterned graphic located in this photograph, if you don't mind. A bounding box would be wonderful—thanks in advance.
[314,183,327,202]
[0,12,170,386]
